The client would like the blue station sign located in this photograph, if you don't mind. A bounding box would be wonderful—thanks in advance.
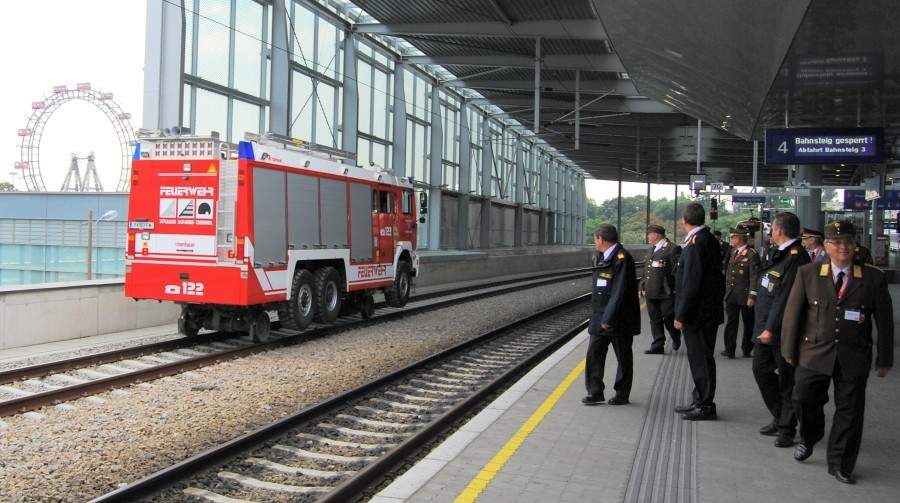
[765,127,884,165]
[732,195,767,204]
[843,189,900,210]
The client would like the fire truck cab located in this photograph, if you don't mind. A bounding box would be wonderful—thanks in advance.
[124,131,419,341]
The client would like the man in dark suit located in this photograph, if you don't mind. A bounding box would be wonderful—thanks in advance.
[639,224,682,354]
[713,229,732,273]
[583,224,641,406]
[752,212,811,448]
[722,227,760,358]
[783,220,893,485]
[673,202,725,420]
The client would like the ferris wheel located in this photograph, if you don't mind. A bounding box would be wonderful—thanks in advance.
[15,83,136,192]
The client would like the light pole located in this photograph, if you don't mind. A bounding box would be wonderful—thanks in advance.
[87,209,118,279]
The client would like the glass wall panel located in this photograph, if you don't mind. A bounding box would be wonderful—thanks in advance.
[234,0,264,96]
[195,0,231,87]
[291,71,315,140]
[194,88,229,139]
[232,99,261,139]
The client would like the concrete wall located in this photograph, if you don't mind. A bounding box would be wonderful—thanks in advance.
[0,246,595,351]
[0,279,179,350]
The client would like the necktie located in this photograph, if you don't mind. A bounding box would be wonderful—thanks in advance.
[810,250,816,261]
[835,271,844,295]
[733,251,739,264]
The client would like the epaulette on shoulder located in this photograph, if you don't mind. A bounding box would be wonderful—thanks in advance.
[617,253,625,259]
[861,263,884,273]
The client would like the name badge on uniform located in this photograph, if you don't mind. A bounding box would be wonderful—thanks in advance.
[761,276,770,289]
[597,278,608,287]
[844,310,861,321]
[651,260,661,267]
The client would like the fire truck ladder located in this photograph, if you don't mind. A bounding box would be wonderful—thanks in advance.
[244,132,357,162]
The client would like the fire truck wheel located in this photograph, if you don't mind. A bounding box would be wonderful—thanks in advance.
[385,260,412,308]
[359,294,375,319]
[178,306,201,337]
[284,268,317,330]
[250,311,271,343]
[314,266,342,324]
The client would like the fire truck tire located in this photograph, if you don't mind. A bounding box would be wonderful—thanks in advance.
[314,266,342,324]
[178,306,201,337]
[385,260,412,307]
[250,311,271,342]
[283,268,317,330]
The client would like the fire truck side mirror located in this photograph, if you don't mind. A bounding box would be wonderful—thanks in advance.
[419,192,428,214]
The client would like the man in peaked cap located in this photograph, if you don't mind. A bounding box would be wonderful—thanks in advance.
[722,227,760,358]
[801,228,828,263]
[639,224,682,354]
[782,220,893,484]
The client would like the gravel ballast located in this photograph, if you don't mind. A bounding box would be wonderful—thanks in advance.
[0,281,589,502]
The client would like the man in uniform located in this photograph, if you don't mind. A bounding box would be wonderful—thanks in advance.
[722,227,760,358]
[854,240,874,265]
[801,228,828,263]
[782,220,893,484]
[639,224,682,354]
[713,229,732,273]
[583,224,641,406]
[752,212,811,448]
[673,203,725,421]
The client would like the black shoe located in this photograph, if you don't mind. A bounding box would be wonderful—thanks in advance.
[794,442,813,462]
[682,407,717,421]
[644,348,664,355]
[608,396,630,406]
[759,422,778,436]
[743,351,752,358]
[720,351,735,358]
[774,431,796,448]
[674,403,696,413]
[828,467,856,484]
[581,394,604,406]
[673,338,682,351]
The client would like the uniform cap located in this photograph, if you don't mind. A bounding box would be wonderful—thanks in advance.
[729,227,750,237]
[647,224,666,235]
[800,227,823,239]
[824,220,854,239]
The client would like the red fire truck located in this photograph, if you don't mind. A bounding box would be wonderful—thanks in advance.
[124,131,420,341]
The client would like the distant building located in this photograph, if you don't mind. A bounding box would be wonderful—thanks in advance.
[0,192,126,286]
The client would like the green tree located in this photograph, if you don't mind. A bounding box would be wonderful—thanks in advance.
[0,182,15,191]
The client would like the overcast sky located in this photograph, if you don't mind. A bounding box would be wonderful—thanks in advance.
[0,1,674,206]
[1,1,146,191]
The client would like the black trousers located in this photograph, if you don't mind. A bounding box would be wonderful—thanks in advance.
[793,361,868,473]
[752,342,797,433]
[681,319,718,408]
[585,330,634,400]
[723,302,755,356]
[646,297,680,350]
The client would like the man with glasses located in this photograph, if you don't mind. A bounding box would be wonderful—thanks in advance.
[782,221,893,484]
[583,224,641,406]
[752,212,811,448]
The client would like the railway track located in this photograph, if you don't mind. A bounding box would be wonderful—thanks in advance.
[0,269,592,418]
[89,294,591,503]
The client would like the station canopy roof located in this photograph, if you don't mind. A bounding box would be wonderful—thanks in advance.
[346,0,900,188]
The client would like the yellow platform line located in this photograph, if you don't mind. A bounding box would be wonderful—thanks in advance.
[453,359,585,503]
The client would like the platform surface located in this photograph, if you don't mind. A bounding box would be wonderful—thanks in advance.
[372,285,900,503]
